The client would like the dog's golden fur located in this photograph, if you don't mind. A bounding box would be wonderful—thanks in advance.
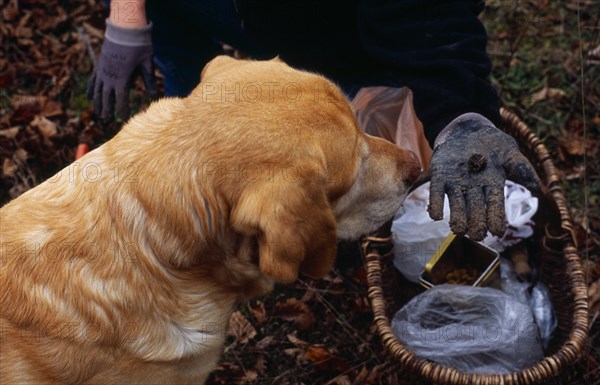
[0,56,420,384]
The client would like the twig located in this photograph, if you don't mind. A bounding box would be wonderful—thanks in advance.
[527,112,555,127]
[488,50,517,58]
[76,26,96,67]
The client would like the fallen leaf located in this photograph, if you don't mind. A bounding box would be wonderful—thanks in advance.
[306,344,332,363]
[305,344,353,373]
[350,266,368,285]
[48,68,72,99]
[565,0,596,11]
[273,298,316,330]
[33,6,67,31]
[41,100,63,118]
[0,62,15,88]
[300,287,317,303]
[249,301,267,326]
[15,11,32,39]
[589,278,600,315]
[10,95,44,123]
[325,375,352,385]
[530,0,549,9]
[283,347,304,358]
[254,355,267,376]
[0,126,20,139]
[30,115,57,146]
[559,137,586,156]
[530,86,567,105]
[227,311,256,345]
[582,259,600,278]
[255,335,276,350]
[14,148,27,161]
[82,21,105,40]
[352,296,371,313]
[565,165,585,180]
[352,366,371,385]
[2,0,19,22]
[211,362,242,385]
[3,158,18,177]
[286,333,308,347]
[236,369,258,384]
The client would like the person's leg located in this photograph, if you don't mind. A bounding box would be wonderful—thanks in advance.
[147,0,273,97]
[146,1,223,97]
[172,0,274,58]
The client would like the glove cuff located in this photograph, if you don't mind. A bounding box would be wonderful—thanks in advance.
[105,18,153,47]
[434,112,496,149]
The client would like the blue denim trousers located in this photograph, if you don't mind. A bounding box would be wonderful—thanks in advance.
[104,0,362,98]
[145,0,273,97]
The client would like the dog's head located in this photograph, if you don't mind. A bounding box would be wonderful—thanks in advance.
[195,56,421,283]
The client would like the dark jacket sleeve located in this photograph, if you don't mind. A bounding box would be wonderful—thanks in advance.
[236,0,501,146]
[356,0,501,144]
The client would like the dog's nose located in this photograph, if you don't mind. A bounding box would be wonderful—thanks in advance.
[403,150,422,186]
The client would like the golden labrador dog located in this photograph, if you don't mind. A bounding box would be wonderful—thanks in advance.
[0,56,420,384]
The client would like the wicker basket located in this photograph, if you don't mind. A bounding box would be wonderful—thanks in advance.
[361,108,589,385]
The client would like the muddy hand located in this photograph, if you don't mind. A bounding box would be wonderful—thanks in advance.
[428,113,541,241]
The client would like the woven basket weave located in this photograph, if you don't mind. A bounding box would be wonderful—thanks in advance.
[361,108,589,385]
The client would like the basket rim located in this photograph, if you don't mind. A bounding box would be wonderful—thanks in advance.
[362,108,589,384]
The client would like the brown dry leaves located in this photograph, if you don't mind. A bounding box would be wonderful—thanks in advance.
[583,260,600,317]
[228,311,257,345]
[1,0,94,95]
[0,0,109,204]
[273,298,316,331]
[208,270,384,384]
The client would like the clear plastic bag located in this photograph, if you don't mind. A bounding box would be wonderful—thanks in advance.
[531,282,557,349]
[391,285,545,374]
[500,258,557,349]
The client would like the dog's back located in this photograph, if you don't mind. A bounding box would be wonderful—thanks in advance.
[0,101,232,384]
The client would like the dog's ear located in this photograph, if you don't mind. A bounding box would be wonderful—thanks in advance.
[231,172,337,284]
[200,55,240,81]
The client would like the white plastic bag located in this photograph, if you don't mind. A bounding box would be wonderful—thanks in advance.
[483,180,538,252]
[391,182,450,283]
[391,285,545,374]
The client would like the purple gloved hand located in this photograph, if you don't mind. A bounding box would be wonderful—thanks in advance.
[87,19,157,120]
[428,113,542,241]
